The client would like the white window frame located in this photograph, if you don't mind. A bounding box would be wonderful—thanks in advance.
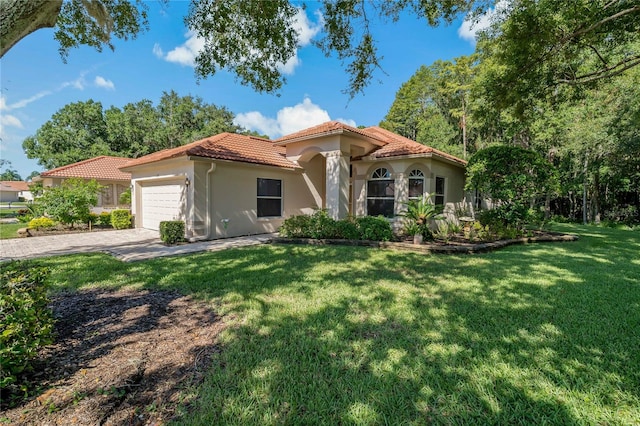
[367,167,395,218]
[408,169,425,200]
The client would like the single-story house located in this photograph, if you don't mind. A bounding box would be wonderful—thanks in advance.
[34,156,132,212]
[0,181,32,203]
[120,121,468,240]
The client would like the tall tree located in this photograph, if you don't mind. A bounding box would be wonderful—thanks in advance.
[477,0,640,115]
[0,160,22,181]
[3,1,638,101]
[23,100,112,169]
[380,55,477,158]
[23,93,243,169]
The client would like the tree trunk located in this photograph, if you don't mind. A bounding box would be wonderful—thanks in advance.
[592,167,601,224]
[583,156,588,224]
[0,0,63,58]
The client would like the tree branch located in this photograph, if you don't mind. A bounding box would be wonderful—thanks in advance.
[557,54,640,84]
[0,0,63,58]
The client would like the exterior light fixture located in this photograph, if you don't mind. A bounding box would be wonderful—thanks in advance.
[185,177,190,187]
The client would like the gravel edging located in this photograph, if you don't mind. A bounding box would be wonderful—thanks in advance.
[272,233,578,254]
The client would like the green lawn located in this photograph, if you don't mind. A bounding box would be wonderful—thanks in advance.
[0,222,23,239]
[21,224,640,425]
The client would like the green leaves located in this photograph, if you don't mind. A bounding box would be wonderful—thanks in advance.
[466,146,558,227]
[188,0,299,94]
[39,178,102,227]
[0,262,52,396]
[54,0,149,59]
[23,91,242,169]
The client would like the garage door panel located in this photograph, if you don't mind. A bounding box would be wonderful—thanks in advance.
[140,183,184,230]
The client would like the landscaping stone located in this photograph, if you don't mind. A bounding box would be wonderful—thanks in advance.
[273,232,579,254]
[16,227,31,237]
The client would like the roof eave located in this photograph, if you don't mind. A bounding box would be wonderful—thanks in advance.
[356,152,467,168]
[187,155,302,171]
[275,128,386,147]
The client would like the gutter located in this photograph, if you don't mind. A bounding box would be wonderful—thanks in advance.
[188,162,216,242]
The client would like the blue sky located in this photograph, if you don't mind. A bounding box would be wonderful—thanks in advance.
[0,1,485,179]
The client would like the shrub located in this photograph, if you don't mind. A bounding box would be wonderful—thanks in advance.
[0,262,53,397]
[308,209,336,239]
[356,216,393,241]
[111,209,132,230]
[399,194,441,240]
[160,221,185,245]
[97,211,112,227]
[119,187,131,205]
[39,178,102,227]
[27,217,56,230]
[332,217,360,240]
[279,214,314,238]
[88,212,99,224]
[280,212,391,241]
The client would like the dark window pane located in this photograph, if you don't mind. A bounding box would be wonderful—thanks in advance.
[257,198,281,217]
[367,199,394,218]
[409,179,423,198]
[435,195,444,206]
[435,177,445,195]
[367,180,394,197]
[257,178,281,197]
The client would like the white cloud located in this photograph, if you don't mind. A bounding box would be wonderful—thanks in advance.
[0,114,24,129]
[276,97,331,135]
[155,7,323,75]
[293,8,323,47]
[95,76,115,90]
[156,31,205,67]
[234,97,356,139]
[335,118,357,128]
[4,90,53,110]
[152,43,164,58]
[234,111,280,138]
[458,1,508,44]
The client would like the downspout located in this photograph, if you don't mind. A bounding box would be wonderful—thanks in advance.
[188,162,216,242]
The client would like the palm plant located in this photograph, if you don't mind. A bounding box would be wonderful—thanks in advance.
[400,194,443,241]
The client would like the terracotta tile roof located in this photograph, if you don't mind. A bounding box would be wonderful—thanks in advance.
[121,133,301,170]
[359,126,467,166]
[274,121,386,145]
[0,181,30,191]
[39,156,132,181]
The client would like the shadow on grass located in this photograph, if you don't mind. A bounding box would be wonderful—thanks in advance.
[23,224,640,424]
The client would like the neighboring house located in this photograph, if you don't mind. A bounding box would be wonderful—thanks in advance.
[34,156,132,212]
[120,121,468,240]
[0,181,32,203]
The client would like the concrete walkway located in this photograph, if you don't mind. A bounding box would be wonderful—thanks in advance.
[0,229,275,262]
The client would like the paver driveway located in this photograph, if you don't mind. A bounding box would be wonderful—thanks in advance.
[0,229,275,262]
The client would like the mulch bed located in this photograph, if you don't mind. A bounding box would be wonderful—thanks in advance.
[17,224,121,238]
[2,288,225,426]
[274,231,578,254]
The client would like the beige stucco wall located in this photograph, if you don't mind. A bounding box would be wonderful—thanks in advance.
[352,156,467,227]
[208,161,317,239]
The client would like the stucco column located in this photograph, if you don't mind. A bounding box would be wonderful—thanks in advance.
[395,172,408,216]
[324,150,350,220]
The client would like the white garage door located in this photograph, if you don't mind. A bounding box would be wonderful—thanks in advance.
[140,183,184,230]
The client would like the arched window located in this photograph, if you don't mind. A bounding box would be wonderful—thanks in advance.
[408,169,424,200]
[367,167,394,217]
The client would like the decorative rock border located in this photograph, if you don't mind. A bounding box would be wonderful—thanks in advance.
[272,233,578,254]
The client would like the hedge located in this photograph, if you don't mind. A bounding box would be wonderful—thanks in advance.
[279,211,393,241]
[0,262,53,395]
[159,220,185,245]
